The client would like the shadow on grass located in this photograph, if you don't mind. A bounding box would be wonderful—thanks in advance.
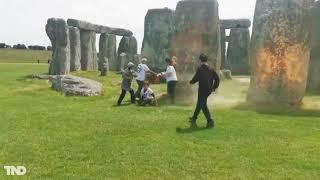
[234,103,320,118]
[176,126,211,134]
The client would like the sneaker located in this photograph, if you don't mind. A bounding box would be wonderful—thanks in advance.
[189,117,198,128]
[206,120,215,129]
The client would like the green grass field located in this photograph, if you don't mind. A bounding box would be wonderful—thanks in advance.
[0,50,319,179]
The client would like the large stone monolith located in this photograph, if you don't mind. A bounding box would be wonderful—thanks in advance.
[172,0,221,73]
[69,27,81,72]
[226,28,250,75]
[46,18,70,75]
[248,0,312,106]
[99,33,117,71]
[171,0,221,103]
[308,1,320,92]
[141,8,175,71]
[117,36,137,69]
[80,30,98,71]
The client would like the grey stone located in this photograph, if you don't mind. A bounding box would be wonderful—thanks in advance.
[67,18,133,36]
[118,36,137,68]
[69,27,81,71]
[141,8,175,71]
[247,0,312,106]
[172,0,221,73]
[99,33,117,71]
[99,57,109,76]
[220,28,229,69]
[46,18,70,75]
[221,69,232,80]
[50,75,102,96]
[80,30,98,71]
[308,1,320,92]
[226,28,250,75]
[118,53,128,71]
[220,19,251,29]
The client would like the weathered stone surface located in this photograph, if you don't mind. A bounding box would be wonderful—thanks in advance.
[118,53,128,71]
[117,36,137,68]
[221,69,232,80]
[172,0,221,73]
[308,1,320,92]
[220,28,228,69]
[99,57,109,76]
[69,27,81,71]
[67,18,133,36]
[226,28,250,75]
[248,0,312,106]
[80,30,98,71]
[141,8,175,71]
[99,34,117,71]
[46,18,70,75]
[50,75,102,96]
[220,19,251,29]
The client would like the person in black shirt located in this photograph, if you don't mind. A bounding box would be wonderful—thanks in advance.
[189,53,220,128]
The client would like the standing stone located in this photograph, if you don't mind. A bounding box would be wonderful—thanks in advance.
[308,1,320,92]
[172,0,221,73]
[220,28,228,69]
[226,28,250,75]
[69,27,81,72]
[80,30,98,71]
[117,36,137,69]
[99,57,109,76]
[118,53,128,71]
[141,8,175,71]
[46,18,70,75]
[248,0,312,106]
[99,33,117,71]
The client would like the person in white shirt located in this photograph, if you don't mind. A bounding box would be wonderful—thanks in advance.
[135,58,150,98]
[158,57,178,104]
[139,81,156,106]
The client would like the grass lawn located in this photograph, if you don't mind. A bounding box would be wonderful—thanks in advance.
[0,49,51,63]
[0,57,319,178]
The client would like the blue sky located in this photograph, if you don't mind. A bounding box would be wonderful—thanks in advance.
[0,0,256,51]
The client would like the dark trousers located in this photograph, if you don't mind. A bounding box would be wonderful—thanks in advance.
[118,89,135,105]
[167,81,177,104]
[192,94,213,123]
[135,80,144,98]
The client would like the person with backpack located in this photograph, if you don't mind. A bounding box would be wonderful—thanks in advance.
[189,53,220,128]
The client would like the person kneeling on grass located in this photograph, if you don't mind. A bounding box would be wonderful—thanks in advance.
[117,62,137,106]
[139,81,157,106]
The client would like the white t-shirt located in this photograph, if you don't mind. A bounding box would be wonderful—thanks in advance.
[136,63,150,81]
[161,65,178,82]
[141,87,154,100]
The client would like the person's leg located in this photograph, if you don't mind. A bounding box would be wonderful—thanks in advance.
[135,80,143,98]
[167,81,176,104]
[201,96,215,128]
[117,90,126,105]
[171,81,177,104]
[129,89,136,103]
[190,94,206,122]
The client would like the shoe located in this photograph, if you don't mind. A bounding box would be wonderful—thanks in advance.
[206,120,215,129]
[189,117,198,128]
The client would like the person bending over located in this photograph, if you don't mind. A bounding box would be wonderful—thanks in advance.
[117,62,137,106]
[158,57,178,104]
[189,54,220,128]
[139,81,157,106]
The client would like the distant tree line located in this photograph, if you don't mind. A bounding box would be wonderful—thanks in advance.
[0,43,52,51]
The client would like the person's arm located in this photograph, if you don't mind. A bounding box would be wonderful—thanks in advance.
[190,67,200,84]
[212,69,220,90]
